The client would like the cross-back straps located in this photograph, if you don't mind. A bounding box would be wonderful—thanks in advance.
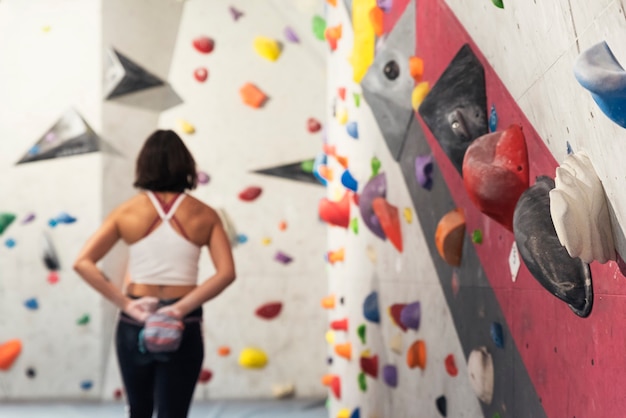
[146,191,186,220]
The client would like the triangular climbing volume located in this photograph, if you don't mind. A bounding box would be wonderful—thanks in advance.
[16,109,105,164]
[252,160,322,186]
[104,47,164,99]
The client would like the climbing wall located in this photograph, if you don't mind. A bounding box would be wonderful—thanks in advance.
[323,0,626,417]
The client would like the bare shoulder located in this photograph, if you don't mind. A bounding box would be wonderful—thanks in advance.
[183,194,220,222]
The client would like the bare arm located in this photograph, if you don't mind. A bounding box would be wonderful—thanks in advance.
[163,217,236,317]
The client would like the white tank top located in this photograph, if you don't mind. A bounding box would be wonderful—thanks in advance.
[128,192,202,286]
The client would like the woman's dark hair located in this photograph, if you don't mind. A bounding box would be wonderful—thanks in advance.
[134,130,198,192]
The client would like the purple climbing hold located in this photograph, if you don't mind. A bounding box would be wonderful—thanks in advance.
[284,26,300,43]
[359,173,387,240]
[382,365,398,387]
[400,301,421,331]
[415,155,434,190]
[197,171,210,185]
[274,251,293,265]
[377,0,393,12]
[229,6,244,21]
[21,213,36,225]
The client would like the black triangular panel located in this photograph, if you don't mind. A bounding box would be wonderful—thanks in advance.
[252,160,321,186]
[104,48,164,100]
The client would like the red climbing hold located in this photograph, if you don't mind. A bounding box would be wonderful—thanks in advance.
[193,36,215,54]
[389,304,408,332]
[360,353,379,378]
[308,118,322,133]
[47,271,59,284]
[330,318,349,331]
[194,67,208,82]
[239,186,262,202]
[445,354,458,377]
[319,191,351,228]
[462,124,529,231]
[113,388,123,400]
[255,302,283,320]
[198,368,213,383]
[330,375,341,399]
[338,87,346,101]
[372,197,403,252]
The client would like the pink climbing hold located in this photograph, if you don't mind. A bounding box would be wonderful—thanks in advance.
[194,67,208,82]
[308,118,322,133]
[47,271,59,285]
[338,87,346,101]
[238,186,262,202]
[256,302,283,320]
[193,36,215,54]
[319,191,351,228]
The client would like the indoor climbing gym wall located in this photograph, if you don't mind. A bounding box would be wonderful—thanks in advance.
[0,0,329,402]
[322,0,626,417]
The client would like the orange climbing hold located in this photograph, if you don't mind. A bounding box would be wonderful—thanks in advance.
[372,198,403,252]
[325,25,342,51]
[218,346,231,356]
[327,247,345,264]
[337,87,346,101]
[319,191,351,228]
[0,339,22,371]
[239,83,268,108]
[321,294,336,309]
[407,340,427,370]
[331,318,349,331]
[335,155,349,169]
[323,144,337,156]
[318,165,334,181]
[369,7,384,36]
[409,56,424,82]
[335,342,352,360]
[435,208,466,266]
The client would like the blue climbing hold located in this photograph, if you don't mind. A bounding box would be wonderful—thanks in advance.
[48,219,58,227]
[489,104,498,132]
[5,238,16,248]
[313,152,328,186]
[350,408,360,418]
[236,234,248,244]
[491,322,504,348]
[80,380,93,391]
[363,291,380,323]
[341,170,358,191]
[24,298,39,310]
[346,121,359,139]
[566,141,573,155]
[55,212,77,224]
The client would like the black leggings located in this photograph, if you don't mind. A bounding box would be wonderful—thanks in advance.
[115,299,204,418]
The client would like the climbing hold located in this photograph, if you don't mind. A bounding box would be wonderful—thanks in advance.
[360,173,387,240]
[197,171,210,185]
[198,368,213,383]
[377,0,393,12]
[349,0,376,83]
[388,304,407,331]
[371,157,381,177]
[113,388,123,399]
[566,141,573,155]
[0,213,16,235]
[372,198,403,252]
[321,294,336,309]
[218,346,231,356]
[436,395,447,417]
[325,330,336,344]
[327,248,345,264]
[278,221,287,231]
[360,352,378,378]
[76,314,90,326]
[382,365,397,387]
[0,340,22,371]
[318,165,334,181]
[42,232,60,271]
[363,291,380,323]
[346,121,359,139]
[350,218,359,234]
[177,119,195,135]
[21,213,36,224]
[229,6,244,21]
[406,340,426,369]
[573,41,626,128]
[415,154,434,190]
[357,372,367,391]
[312,15,326,41]
[335,342,352,360]
[48,219,58,227]
[435,208,466,267]
[301,159,315,173]
[336,107,348,125]
[262,237,272,246]
[272,382,295,399]
[354,92,361,107]
[80,380,94,391]
[369,7,384,36]
[335,155,349,169]
[47,271,59,284]
[366,245,377,263]
[253,36,282,62]
[240,83,268,108]
[389,333,403,355]
[489,104,498,132]
[403,208,412,224]
[550,151,615,264]
[491,0,504,8]
[411,82,430,111]
[357,324,366,344]
[24,298,39,310]
[5,238,16,248]
[400,301,421,331]
[319,191,351,228]
[55,212,77,224]
[192,36,215,54]
[337,408,350,418]
[26,368,36,378]
[325,25,342,51]
[445,354,458,376]
[239,347,268,369]
[341,170,358,191]
[350,408,360,418]
[236,234,248,244]
[284,26,299,43]
[467,347,494,404]
[409,57,424,82]
[338,87,346,101]
[274,251,293,265]
[321,373,335,386]
[255,302,283,320]
[463,124,529,231]
[194,67,208,83]
[472,229,483,244]
[307,118,322,133]
[490,322,504,348]
[238,186,262,201]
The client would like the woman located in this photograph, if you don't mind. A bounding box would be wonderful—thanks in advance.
[74,129,236,418]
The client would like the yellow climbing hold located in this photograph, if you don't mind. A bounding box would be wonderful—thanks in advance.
[325,330,336,344]
[411,82,430,111]
[403,207,413,224]
[336,107,348,125]
[349,0,376,83]
[337,409,351,418]
[177,119,196,134]
[42,25,51,32]
[253,36,282,62]
[261,237,272,246]
[366,245,377,264]
[238,347,268,369]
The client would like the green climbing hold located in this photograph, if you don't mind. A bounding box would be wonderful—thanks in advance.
[371,157,381,177]
[301,159,315,173]
[353,93,361,108]
[350,218,359,234]
[492,0,504,8]
[472,229,483,244]
[77,314,90,326]
[358,372,367,392]
[0,213,16,235]
[357,324,366,344]
[492,413,501,418]
[312,15,326,41]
